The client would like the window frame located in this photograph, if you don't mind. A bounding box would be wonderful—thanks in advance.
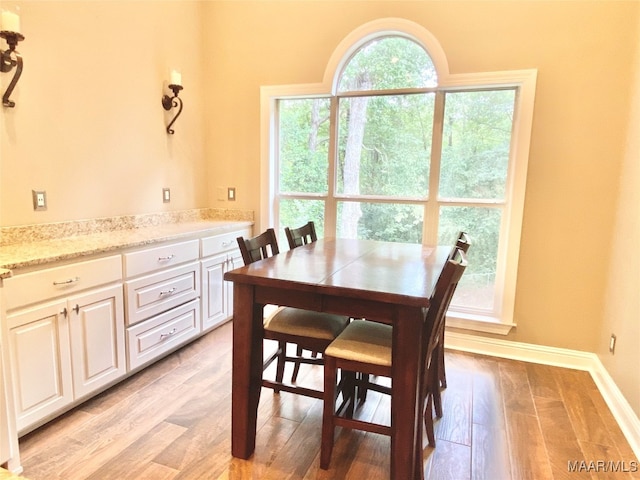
[260,19,536,334]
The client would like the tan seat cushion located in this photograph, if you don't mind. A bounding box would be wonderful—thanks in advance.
[264,307,349,340]
[325,320,392,367]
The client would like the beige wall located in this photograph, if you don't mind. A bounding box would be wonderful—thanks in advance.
[598,5,640,418]
[1,1,638,414]
[0,1,208,226]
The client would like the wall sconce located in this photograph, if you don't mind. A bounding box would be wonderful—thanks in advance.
[0,9,25,108]
[161,70,183,134]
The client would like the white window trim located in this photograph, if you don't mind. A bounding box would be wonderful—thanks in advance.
[260,18,537,335]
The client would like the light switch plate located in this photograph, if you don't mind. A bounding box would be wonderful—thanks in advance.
[228,187,236,201]
[163,188,171,203]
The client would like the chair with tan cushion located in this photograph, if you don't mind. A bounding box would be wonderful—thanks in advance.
[237,228,349,399]
[320,247,468,469]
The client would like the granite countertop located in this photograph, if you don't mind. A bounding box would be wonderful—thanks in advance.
[0,209,254,276]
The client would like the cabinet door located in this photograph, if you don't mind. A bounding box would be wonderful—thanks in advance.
[7,301,73,432]
[68,285,125,399]
[201,253,228,331]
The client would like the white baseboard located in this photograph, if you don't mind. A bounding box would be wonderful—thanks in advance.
[445,331,640,461]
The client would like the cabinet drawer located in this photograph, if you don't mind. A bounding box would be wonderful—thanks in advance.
[4,255,123,310]
[126,299,200,371]
[123,239,199,278]
[201,229,250,258]
[125,261,200,325]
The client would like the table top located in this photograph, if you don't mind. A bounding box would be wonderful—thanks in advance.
[224,238,450,308]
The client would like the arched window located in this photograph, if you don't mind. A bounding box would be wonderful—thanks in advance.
[337,36,438,92]
[261,19,536,333]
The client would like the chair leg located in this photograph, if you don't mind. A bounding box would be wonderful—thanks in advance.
[274,341,286,393]
[343,371,357,419]
[356,372,369,405]
[424,394,436,447]
[438,334,447,389]
[321,356,337,470]
[291,345,303,382]
[430,349,443,418]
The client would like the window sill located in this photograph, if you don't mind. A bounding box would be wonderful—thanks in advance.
[445,312,515,335]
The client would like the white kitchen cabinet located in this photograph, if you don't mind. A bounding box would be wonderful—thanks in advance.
[0,222,252,444]
[3,255,125,433]
[200,228,249,332]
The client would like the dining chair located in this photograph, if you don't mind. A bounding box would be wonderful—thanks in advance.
[439,231,471,390]
[284,220,317,249]
[283,220,322,382]
[236,228,349,399]
[320,247,468,469]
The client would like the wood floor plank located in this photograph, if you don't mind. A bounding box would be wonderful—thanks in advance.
[471,424,511,480]
[578,441,636,480]
[526,363,562,400]
[534,395,590,480]
[434,364,472,446]
[556,368,614,446]
[505,410,553,480]
[423,439,471,480]
[499,360,537,416]
[471,366,505,428]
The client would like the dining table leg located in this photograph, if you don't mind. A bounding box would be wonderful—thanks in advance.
[391,305,425,480]
[231,283,264,459]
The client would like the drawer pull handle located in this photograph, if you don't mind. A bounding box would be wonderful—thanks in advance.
[221,240,234,247]
[159,287,177,296]
[158,254,175,262]
[53,276,80,286]
[160,328,177,340]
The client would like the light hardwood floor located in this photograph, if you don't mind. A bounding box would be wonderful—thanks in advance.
[17,321,639,479]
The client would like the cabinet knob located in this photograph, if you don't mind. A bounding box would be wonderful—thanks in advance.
[60,307,68,317]
[72,304,80,314]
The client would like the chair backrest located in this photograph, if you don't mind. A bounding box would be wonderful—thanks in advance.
[237,228,280,266]
[285,221,318,249]
[423,247,468,370]
[449,231,471,259]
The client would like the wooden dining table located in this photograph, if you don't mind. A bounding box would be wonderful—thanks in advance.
[224,238,450,480]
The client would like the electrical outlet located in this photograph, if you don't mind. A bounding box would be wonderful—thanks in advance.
[609,334,617,354]
[228,187,236,201]
[163,188,170,203]
[32,190,47,211]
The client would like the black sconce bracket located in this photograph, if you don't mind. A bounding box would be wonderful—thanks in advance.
[0,31,25,108]
[162,84,183,134]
